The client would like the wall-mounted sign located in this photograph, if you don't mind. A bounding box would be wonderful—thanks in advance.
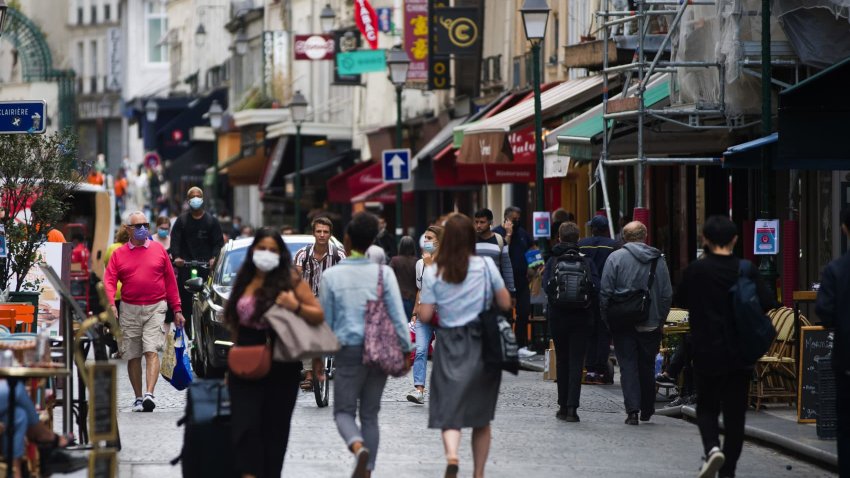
[354,0,379,50]
[427,0,450,90]
[337,49,386,75]
[0,100,46,134]
[376,7,393,33]
[533,212,551,239]
[509,126,537,163]
[754,219,779,255]
[106,27,122,92]
[404,0,428,83]
[295,34,335,61]
[263,31,288,101]
[433,7,481,56]
[333,30,362,85]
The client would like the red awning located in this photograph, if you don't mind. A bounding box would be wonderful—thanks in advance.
[350,182,414,204]
[326,161,373,203]
[434,153,536,186]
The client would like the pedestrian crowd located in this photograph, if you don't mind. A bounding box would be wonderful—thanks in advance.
[93,188,848,478]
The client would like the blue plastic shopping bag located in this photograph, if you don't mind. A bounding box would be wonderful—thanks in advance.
[163,327,193,391]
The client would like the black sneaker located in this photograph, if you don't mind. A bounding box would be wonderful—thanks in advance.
[625,412,639,425]
[640,410,654,422]
[656,373,675,385]
[142,393,156,412]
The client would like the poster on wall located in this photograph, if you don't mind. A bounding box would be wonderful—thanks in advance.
[753,219,779,255]
[8,242,71,337]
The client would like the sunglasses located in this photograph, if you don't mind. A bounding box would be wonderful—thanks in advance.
[128,223,150,230]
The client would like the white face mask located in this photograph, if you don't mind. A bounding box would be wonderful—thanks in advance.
[252,250,280,272]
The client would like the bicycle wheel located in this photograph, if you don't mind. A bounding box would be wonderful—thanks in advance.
[312,358,330,408]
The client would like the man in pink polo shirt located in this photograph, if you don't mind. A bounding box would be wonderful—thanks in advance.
[104,211,185,412]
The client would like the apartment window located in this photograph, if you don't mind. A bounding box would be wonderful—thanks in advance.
[91,40,98,93]
[105,4,111,21]
[145,1,168,63]
[91,5,97,24]
[77,7,84,24]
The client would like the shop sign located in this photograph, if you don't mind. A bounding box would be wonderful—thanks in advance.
[333,30,362,85]
[337,49,386,75]
[263,31,288,100]
[433,7,481,56]
[294,35,335,60]
[509,126,537,163]
[544,155,569,179]
[376,7,393,33]
[354,0,379,50]
[106,27,122,92]
[754,219,779,255]
[404,0,428,83]
[427,0,450,90]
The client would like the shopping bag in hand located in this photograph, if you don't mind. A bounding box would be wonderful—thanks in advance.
[164,327,193,390]
[161,328,176,380]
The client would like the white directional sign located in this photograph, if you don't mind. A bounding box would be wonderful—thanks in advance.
[381,148,411,183]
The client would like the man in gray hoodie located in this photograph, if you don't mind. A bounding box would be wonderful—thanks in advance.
[599,221,672,425]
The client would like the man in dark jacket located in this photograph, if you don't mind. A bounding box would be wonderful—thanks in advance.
[600,221,672,426]
[675,216,776,478]
[374,216,398,260]
[816,208,850,478]
[493,206,535,357]
[579,214,620,384]
[543,222,600,422]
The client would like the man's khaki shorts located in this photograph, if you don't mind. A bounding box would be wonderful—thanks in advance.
[119,301,168,360]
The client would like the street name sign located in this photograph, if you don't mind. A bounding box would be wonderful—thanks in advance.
[0,100,46,134]
[382,148,411,183]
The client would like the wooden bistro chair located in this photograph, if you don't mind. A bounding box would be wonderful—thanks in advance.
[0,304,35,333]
[0,309,16,332]
[750,307,801,410]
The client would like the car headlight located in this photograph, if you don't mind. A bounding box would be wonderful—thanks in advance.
[211,303,226,323]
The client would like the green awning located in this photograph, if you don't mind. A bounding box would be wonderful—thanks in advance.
[556,78,670,160]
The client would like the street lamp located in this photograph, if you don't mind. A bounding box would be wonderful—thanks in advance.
[235,29,249,56]
[145,100,158,123]
[288,91,308,232]
[207,99,224,213]
[195,23,207,47]
[520,0,550,252]
[386,45,410,238]
[320,4,336,34]
[99,98,111,168]
[0,0,8,39]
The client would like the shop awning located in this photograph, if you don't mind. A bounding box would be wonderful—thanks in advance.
[284,152,350,180]
[722,133,777,169]
[327,161,373,203]
[350,182,414,204]
[555,76,670,161]
[411,118,466,171]
[778,55,850,168]
[156,89,228,160]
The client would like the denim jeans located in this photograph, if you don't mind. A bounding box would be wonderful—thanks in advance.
[402,298,415,321]
[413,320,434,387]
[0,381,40,459]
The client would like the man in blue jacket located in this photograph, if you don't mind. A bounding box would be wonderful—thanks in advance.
[493,206,536,358]
[579,215,620,384]
[816,208,850,478]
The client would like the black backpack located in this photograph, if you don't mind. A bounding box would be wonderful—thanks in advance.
[549,251,592,309]
[730,260,777,364]
[172,379,234,476]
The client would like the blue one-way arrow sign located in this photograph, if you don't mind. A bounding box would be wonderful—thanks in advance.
[382,148,411,183]
[0,100,47,134]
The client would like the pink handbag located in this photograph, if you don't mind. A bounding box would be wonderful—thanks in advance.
[363,266,407,377]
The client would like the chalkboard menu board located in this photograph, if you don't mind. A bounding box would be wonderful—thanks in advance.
[89,363,118,442]
[797,326,833,423]
[88,449,117,478]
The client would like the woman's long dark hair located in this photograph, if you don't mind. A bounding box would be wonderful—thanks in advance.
[224,228,294,329]
[435,214,475,284]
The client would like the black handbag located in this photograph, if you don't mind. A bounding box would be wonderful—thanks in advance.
[479,260,519,375]
[605,257,659,331]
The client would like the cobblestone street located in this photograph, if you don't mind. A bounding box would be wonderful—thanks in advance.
[110,359,836,477]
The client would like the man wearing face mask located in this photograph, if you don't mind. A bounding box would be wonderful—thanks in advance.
[170,187,225,334]
[492,206,536,358]
[104,211,184,413]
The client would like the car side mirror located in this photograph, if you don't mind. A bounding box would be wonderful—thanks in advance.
[184,277,204,293]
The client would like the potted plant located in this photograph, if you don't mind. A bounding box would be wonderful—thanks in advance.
[0,130,89,330]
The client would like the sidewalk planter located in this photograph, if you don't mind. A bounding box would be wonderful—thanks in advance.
[9,291,39,333]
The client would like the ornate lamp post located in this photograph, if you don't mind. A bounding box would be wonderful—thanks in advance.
[520,0,551,252]
[386,45,410,238]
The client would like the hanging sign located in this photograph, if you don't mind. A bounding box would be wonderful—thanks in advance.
[753,219,779,255]
[333,30,362,85]
[376,7,393,33]
[294,35,335,60]
[354,0,380,50]
[404,0,429,83]
[533,211,551,239]
[337,50,386,75]
[427,0,450,90]
[433,7,481,56]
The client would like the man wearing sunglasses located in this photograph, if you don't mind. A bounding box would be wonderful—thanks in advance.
[104,211,184,412]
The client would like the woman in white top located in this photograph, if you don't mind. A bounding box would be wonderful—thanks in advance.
[418,214,511,478]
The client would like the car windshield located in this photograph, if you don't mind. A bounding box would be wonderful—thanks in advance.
[216,240,313,286]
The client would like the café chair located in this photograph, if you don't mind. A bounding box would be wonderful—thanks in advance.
[750,307,802,410]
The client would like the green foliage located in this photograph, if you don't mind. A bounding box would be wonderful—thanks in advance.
[0,129,90,292]
[237,87,275,111]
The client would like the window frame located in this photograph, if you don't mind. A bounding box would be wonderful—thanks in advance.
[144,1,169,65]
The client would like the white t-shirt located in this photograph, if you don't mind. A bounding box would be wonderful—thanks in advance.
[419,256,505,328]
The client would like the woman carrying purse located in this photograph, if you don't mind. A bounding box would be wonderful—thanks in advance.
[418,214,511,478]
[225,228,324,478]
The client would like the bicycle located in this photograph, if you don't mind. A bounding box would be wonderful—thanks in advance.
[311,355,335,408]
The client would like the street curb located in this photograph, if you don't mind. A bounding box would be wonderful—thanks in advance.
[680,405,839,468]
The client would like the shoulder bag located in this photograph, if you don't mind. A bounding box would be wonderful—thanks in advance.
[479,259,520,375]
[362,266,407,377]
[266,305,340,361]
[605,257,659,331]
[227,334,272,380]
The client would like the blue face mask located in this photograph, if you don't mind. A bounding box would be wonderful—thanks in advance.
[188,197,204,210]
[423,241,436,253]
[157,229,169,239]
[133,226,149,242]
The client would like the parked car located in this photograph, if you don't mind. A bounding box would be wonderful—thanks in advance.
[184,234,342,377]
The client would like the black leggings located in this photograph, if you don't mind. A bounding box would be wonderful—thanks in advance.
[695,370,750,477]
[229,358,301,477]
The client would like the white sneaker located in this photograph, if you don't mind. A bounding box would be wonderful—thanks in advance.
[518,347,537,358]
[132,398,143,412]
[698,446,725,478]
[406,389,425,404]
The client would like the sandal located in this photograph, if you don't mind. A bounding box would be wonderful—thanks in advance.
[300,371,314,392]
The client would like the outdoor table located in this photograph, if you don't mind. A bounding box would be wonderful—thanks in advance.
[0,367,70,478]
